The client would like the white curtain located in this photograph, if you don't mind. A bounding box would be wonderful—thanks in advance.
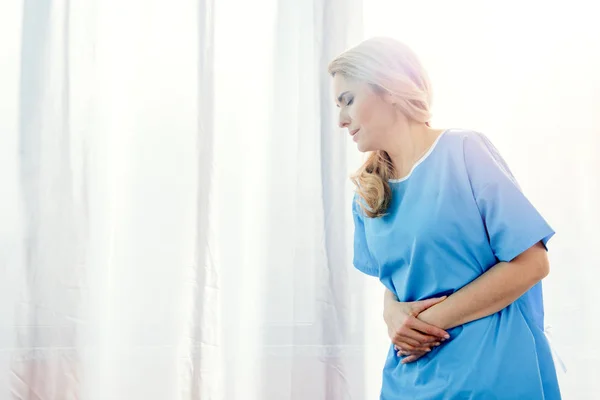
[203,0,366,398]
[362,1,600,399]
[0,0,369,399]
[1,0,599,399]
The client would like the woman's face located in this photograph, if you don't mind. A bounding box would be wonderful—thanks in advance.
[333,73,403,152]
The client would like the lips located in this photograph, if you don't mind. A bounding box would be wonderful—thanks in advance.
[350,129,360,137]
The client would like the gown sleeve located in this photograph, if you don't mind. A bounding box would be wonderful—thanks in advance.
[463,132,555,262]
[352,194,379,277]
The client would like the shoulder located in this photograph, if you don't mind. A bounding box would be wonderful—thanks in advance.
[442,129,503,160]
[452,130,520,188]
[436,128,494,163]
[441,128,516,180]
[442,128,489,145]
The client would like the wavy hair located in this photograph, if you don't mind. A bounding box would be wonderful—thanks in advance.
[328,37,433,217]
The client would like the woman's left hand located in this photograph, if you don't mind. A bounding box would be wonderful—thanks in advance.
[395,346,429,364]
[396,304,449,364]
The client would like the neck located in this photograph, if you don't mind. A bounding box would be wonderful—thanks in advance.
[386,123,439,179]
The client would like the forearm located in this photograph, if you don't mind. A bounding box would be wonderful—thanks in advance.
[418,244,549,330]
[384,288,398,319]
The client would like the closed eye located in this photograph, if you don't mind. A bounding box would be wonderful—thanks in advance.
[336,91,352,107]
[335,97,353,108]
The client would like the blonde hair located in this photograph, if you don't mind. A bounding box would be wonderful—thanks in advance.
[328,37,433,218]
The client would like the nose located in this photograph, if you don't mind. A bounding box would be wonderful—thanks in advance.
[338,110,351,129]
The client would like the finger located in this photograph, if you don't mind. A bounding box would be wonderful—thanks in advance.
[402,351,428,364]
[410,296,447,315]
[398,348,429,357]
[401,354,423,364]
[409,317,450,340]
[395,342,431,353]
[400,320,440,343]
[395,339,435,351]
[394,337,434,350]
[395,324,437,344]
[393,335,424,348]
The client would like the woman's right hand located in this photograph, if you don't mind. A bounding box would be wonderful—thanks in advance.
[383,295,450,354]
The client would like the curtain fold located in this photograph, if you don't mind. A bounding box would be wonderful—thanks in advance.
[205,0,365,398]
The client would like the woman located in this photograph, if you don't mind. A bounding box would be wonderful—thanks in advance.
[328,37,561,399]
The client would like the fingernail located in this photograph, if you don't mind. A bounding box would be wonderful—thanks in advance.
[426,348,431,352]
[444,334,450,339]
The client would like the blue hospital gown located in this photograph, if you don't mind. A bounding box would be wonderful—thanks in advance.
[352,129,561,399]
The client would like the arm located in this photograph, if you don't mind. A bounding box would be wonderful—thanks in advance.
[384,287,398,309]
[417,241,549,330]
[398,133,554,364]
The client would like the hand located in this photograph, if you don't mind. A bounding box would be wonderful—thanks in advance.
[395,347,428,364]
[383,296,450,362]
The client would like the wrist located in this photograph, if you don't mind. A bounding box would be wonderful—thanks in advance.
[418,307,451,330]
[383,300,400,323]
[383,290,398,308]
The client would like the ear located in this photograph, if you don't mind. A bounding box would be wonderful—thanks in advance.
[382,90,396,106]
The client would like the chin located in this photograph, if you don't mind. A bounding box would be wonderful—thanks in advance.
[356,142,372,153]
